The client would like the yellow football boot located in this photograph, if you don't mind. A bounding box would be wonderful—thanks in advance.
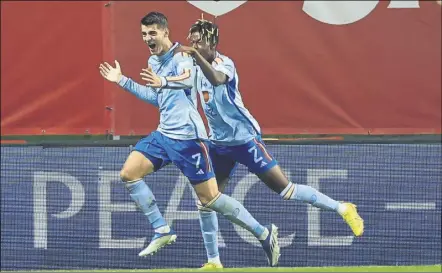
[341,203,364,236]
[199,262,223,270]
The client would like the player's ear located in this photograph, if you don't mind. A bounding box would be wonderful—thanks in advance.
[164,28,169,38]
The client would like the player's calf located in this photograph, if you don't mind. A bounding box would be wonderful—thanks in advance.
[197,200,222,266]
[259,166,342,212]
[260,166,364,236]
[195,180,280,266]
[121,151,175,255]
[280,181,364,236]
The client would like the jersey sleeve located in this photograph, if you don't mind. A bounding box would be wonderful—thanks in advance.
[160,52,194,90]
[213,56,235,81]
[118,75,159,107]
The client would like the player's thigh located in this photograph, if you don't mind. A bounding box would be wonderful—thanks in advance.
[217,175,231,193]
[120,132,170,181]
[257,164,290,194]
[209,144,238,192]
[238,137,289,193]
[166,138,215,183]
[236,136,278,175]
[120,151,155,181]
[163,137,218,202]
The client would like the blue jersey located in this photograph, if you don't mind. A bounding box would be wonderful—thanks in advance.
[195,52,261,146]
[118,43,207,140]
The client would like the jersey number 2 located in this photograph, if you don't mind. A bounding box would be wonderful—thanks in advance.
[248,146,263,163]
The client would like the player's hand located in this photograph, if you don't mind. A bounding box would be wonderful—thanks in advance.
[99,60,122,83]
[176,45,197,56]
[140,66,162,88]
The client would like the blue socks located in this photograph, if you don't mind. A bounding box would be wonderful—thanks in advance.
[125,179,168,231]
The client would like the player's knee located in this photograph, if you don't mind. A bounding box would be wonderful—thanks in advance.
[198,189,221,206]
[257,165,291,194]
[196,200,214,212]
[120,169,140,182]
[199,194,216,206]
[193,178,220,205]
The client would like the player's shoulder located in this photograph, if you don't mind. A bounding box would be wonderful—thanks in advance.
[172,44,192,60]
[173,51,191,59]
[213,52,234,67]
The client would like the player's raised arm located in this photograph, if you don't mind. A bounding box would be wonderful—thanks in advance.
[181,19,235,87]
[99,60,159,107]
[182,45,228,86]
[166,52,195,89]
[140,52,194,90]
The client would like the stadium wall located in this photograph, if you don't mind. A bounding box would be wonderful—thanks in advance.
[0,1,110,135]
[1,1,441,136]
[1,142,440,270]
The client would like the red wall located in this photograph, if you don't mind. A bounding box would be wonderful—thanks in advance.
[1,1,441,135]
[1,1,109,135]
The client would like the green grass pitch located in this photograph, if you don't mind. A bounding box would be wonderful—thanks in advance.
[9,265,441,272]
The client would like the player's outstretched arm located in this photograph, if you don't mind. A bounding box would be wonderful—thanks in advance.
[99,61,123,83]
[99,60,159,107]
[140,53,194,90]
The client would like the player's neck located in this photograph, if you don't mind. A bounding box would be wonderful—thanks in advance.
[159,39,174,56]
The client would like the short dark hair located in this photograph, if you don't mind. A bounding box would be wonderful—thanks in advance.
[141,12,168,29]
[188,19,219,46]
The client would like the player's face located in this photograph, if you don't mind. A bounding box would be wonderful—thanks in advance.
[189,31,212,61]
[141,24,169,55]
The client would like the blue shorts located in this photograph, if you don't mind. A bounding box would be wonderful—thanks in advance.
[134,131,214,185]
[208,136,278,179]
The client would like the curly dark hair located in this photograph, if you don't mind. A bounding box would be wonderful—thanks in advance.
[188,17,219,46]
